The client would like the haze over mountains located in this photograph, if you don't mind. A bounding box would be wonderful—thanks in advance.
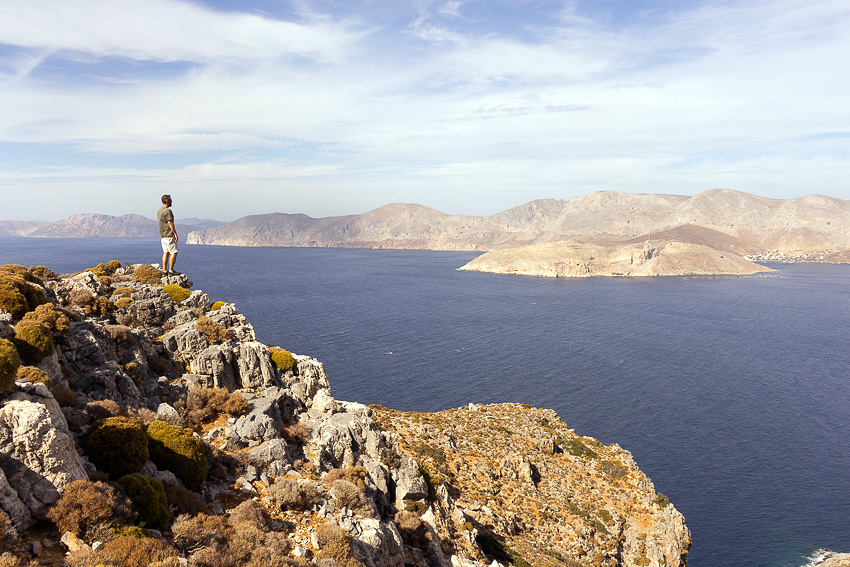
[0,215,224,238]
[4,189,850,261]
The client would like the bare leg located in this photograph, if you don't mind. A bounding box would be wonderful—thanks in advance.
[162,250,169,272]
[168,253,177,272]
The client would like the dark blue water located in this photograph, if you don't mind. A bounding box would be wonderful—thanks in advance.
[2,237,849,567]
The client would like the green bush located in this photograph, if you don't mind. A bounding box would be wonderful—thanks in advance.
[146,420,208,490]
[12,320,54,363]
[0,284,28,319]
[0,268,48,314]
[654,493,670,509]
[22,303,70,333]
[117,474,170,530]
[567,438,598,460]
[210,301,226,311]
[0,339,21,392]
[270,348,296,372]
[163,284,191,304]
[114,296,133,310]
[82,417,149,479]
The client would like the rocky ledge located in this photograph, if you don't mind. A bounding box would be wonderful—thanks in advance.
[459,240,775,278]
[1,261,690,567]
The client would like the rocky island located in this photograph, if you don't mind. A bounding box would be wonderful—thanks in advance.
[458,240,775,278]
[0,261,691,566]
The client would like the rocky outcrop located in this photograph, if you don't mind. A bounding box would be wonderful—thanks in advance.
[459,239,775,277]
[0,263,695,567]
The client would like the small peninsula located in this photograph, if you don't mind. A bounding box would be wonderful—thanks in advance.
[459,240,774,278]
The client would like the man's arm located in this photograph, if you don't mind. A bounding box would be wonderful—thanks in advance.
[168,220,178,242]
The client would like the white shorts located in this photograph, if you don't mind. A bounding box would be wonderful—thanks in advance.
[161,237,178,254]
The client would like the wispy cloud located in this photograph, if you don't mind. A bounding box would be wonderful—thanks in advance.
[0,0,848,220]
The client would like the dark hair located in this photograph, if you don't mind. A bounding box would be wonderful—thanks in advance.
[161,195,171,204]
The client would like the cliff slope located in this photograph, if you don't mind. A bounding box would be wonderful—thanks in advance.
[0,261,691,566]
[458,240,775,277]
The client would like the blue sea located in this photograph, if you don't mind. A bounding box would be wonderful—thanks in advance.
[2,236,849,567]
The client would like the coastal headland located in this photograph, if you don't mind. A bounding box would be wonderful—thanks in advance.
[0,261,691,566]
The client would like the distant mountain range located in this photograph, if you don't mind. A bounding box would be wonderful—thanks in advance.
[4,190,850,260]
[186,189,850,258]
[0,215,225,238]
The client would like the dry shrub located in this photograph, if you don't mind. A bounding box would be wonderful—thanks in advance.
[105,325,134,343]
[315,524,363,567]
[0,554,29,567]
[0,511,16,550]
[21,303,70,333]
[84,399,123,421]
[67,536,179,567]
[47,480,134,542]
[84,296,113,317]
[126,405,157,424]
[229,499,271,530]
[163,481,208,515]
[394,511,430,548]
[172,513,232,550]
[16,365,50,386]
[132,264,163,285]
[183,387,248,428]
[196,316,229,344]
[188,547,227,567]
[316,560,338,567]
[113,296,133,310]
[267,477,320,512]
[329,480,371,516]
[235,530,292,567]
[282,422,312,444]
[51,385,78,407]
[324,466,367,492]
[69,289,94,308]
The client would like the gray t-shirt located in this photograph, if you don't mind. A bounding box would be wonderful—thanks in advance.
[158,206,175,238]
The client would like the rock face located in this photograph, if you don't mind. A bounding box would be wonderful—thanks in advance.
[0,383,88,529]
[459,239,775,277]
[373,404,691,567]
[0,263,695,567]
[186,189,850,260]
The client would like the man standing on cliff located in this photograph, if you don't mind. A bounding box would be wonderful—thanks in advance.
[158,194,179,275]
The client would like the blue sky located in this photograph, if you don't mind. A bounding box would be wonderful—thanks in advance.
[1,0,848,221]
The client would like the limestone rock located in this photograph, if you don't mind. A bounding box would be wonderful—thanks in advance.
[0,465,31,529]
[66,271,106,296]
[392,455,429,510]
[354,518,404,567]
[246,439,293,478]
[307,403,385,472]
[0,384,88,528]
[231,395,283,444]
[75,361,144,407]
[182,290,210,312]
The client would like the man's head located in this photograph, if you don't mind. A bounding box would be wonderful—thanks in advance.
[161,194,172,206]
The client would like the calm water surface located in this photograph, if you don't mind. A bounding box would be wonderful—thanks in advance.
[1,237,848,567]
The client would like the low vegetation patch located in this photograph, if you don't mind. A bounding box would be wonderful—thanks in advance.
[146,420,209,490]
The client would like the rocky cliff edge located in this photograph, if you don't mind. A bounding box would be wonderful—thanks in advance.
[0,262,690,567]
